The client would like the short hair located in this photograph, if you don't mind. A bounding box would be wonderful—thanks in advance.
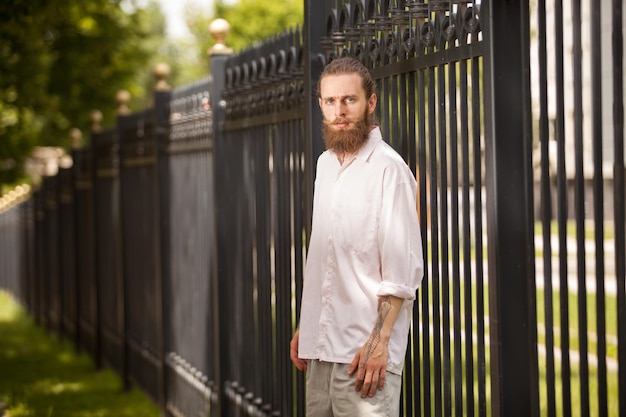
[316,57,377,99]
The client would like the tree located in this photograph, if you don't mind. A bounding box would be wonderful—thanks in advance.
[0,0,168,188]
[212,0,303,51]
[182,0,304,80]
[0,0,305,190]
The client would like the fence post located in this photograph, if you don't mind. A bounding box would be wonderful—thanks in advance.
[482,2,539,416]
[612,1,626,413]
[303,0,325,241]
[88,112,103,371]
[69,128,83,354]
[71,124,98,362]
[296,3,326,413]
[208,18,233,417]
[153,62,171,416]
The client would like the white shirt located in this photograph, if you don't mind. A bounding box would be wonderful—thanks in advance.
[298,127,424,375]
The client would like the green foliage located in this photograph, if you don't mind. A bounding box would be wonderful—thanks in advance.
[0,290,159,416]
[0,0,168,186]
[0,0,305,188]
[183,0,304,78]
[213,0,304,51]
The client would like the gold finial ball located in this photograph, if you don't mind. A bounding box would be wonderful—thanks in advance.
[208,18,233,56]
[209,18,230,38]
[154,62,171,91]
[89,110,103,133]
[89,110,102,125]
[116,89,131,115]
[70,127,83,148]
[116,89,131,105]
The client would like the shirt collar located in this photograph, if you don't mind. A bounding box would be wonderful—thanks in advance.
[355,126,383,162]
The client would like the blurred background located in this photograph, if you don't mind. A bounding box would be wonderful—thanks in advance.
[0,0,303,192]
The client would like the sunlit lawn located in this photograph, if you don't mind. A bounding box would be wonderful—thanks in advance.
[0,290,159,417]
[415,217,620,416]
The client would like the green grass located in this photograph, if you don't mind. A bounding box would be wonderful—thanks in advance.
[535,220,616,241]
[0,290,159,417]
[536,288,619,360]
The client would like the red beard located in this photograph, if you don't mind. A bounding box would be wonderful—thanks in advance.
[322,109,372,155]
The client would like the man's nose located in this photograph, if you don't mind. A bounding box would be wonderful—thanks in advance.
[334,101,346,117]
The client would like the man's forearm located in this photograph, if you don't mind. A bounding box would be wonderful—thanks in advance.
[361,295,404,361]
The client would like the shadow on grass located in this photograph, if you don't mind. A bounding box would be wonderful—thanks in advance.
[0,290,159,417]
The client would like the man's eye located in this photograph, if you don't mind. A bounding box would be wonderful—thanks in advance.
[345,97,355,103]
[324,99,334,105]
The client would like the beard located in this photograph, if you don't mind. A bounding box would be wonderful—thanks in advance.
[322,108,372,155]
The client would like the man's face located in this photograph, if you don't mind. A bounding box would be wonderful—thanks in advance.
[318,73,377,155]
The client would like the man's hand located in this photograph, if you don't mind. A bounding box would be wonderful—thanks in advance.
[348,295,403,398]
[348,334,389,398]
[290,329,308,371]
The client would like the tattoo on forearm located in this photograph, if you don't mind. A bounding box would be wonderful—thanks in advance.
[358,296,392,376]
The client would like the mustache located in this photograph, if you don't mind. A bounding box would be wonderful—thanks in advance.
[325,117,351,126]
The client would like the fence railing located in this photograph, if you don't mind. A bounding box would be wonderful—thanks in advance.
[0,1,624,417]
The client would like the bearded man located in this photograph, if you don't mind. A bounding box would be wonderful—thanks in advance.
[289,56,424,416]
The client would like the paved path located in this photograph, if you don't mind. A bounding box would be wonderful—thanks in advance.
[535,235,619,295]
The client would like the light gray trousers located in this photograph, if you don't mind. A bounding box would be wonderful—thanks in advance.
[305,360,402,417]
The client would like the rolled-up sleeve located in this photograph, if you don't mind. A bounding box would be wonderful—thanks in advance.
[376,173,424,301]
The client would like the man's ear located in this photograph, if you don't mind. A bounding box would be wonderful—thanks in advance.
[368,94,377,114]
[318,97,323,109]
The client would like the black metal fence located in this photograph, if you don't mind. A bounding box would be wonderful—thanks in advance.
[0,1,624,416]
[531,1,625,417]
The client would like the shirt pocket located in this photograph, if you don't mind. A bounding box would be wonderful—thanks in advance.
[336,199,378,255]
